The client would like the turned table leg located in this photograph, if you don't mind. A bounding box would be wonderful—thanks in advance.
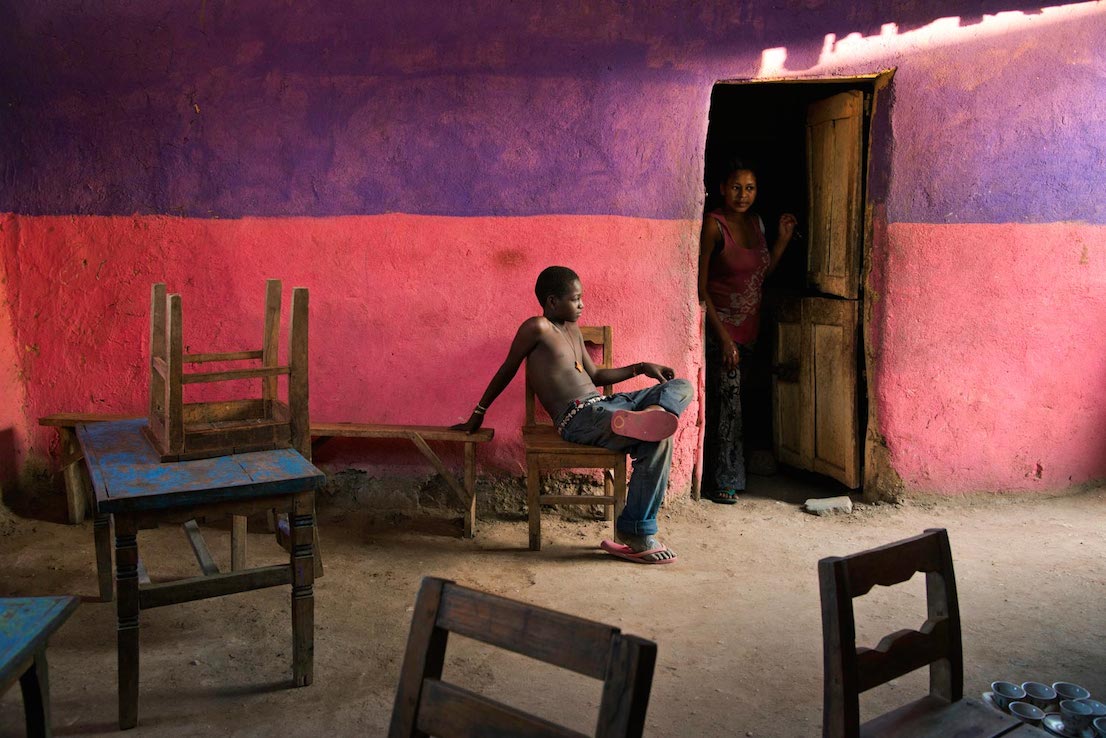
[290,492,315,687]
[115,515,140,729]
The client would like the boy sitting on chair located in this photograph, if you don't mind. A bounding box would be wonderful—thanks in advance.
[453,266,693,564]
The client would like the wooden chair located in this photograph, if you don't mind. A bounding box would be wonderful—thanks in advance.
[523,325,627,551]
[819,528,1010,738]
[389,577,657,738]
[146,279,309,461]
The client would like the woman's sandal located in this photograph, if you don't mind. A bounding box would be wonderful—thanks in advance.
[709,489,740,505]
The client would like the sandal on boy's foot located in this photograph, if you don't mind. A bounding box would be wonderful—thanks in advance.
[600,539,678,565]
[709,489,740,505]
[610,409,677,442]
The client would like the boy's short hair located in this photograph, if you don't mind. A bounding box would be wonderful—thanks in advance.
[534,266,580,305]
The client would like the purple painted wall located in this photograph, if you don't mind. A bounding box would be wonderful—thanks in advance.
[3,0,1106,498]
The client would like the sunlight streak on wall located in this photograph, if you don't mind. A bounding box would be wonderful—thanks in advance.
[757,1,1106,77]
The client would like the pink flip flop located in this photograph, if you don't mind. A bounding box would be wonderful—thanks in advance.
[610,409,677,442]
[600,539,677,565]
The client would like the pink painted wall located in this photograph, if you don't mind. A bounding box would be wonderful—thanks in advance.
[4,2,1106,500]
[1,213,701,488]
[871,222,1106,492]
[0,240,33,489]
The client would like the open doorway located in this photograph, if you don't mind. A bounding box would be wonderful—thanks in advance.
[699,72,893,501]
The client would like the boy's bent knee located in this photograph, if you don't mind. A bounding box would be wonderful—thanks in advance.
[665,378,694,403]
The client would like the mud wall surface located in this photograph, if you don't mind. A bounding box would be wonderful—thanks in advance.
[2,1,1103,496]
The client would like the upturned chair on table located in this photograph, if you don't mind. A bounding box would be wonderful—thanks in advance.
[389,576,657,738]
[819,528,1017,738]
[523,325,627,551]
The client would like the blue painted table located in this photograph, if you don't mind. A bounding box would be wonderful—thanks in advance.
[76,419,325,730]
[0,596,78,738]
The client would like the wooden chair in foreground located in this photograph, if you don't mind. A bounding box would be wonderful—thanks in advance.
[523,325,626,551]
[819,528,1012,738]
[389,577,657,738]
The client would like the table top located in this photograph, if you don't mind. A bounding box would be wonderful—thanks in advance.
[0,596,78,685]
[77,419,325,514]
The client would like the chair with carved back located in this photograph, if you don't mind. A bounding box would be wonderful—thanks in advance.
[523,325,627,551]
[388,576,657,738]
[819,528,1015,738]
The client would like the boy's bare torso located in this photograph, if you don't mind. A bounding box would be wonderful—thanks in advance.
[526,319,597,420]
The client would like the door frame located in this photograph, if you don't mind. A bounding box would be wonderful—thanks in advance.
[695,69,896,500]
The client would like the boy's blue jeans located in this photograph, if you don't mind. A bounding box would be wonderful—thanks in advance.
[557,379,694,537]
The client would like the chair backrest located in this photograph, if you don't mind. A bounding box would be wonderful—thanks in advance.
[818,528,963,738]
[389,576,656,738]
[525,325,613,427]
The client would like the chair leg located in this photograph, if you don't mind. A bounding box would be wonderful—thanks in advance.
[603,469,615,522]
[613,457,627,538]
[527,456,541,551]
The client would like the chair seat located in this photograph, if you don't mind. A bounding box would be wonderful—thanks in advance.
[522,425,622,457]
[861,696,1019,738]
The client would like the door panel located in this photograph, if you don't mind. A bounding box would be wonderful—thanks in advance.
[806,90,864,299]
[807,297,860,488]
[771,296,861,488]
[773,298,812,470]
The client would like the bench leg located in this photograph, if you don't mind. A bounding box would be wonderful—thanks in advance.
[20,648,50,738]
[527,457,541,551]
[93,512,114,602]
[463,442,476,539]
[59,427,87,525]
[291,492,315,687]
[115,515,140,730]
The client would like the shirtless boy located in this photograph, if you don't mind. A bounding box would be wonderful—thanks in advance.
[453,266,694,564]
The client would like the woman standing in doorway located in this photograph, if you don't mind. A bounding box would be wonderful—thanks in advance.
[699,159,797,503]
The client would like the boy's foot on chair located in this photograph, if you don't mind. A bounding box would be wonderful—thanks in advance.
[611,407,677,442]
[599,532,677,564]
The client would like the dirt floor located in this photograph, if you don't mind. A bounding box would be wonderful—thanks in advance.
[1,473,1104,737]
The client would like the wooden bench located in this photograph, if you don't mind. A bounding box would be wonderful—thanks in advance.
[311,422,494,538]
[0,596,79,738]
[40,414,494,539]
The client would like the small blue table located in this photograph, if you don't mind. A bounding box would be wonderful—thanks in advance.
[0,596,78,738]
[76,419,325,730]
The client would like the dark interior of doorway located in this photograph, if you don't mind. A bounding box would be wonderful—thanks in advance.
[700,79,874,500]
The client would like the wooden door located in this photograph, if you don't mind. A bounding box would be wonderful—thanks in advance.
[773,297,811,470]
[807,90,864,299]
[807,297,860,488]
[772,297,861,488]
